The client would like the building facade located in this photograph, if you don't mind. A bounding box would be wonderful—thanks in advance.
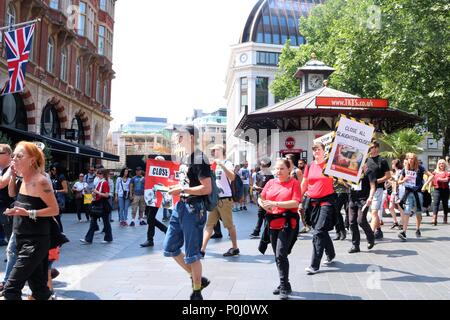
[225,0,323,167]
[0,0,118,178]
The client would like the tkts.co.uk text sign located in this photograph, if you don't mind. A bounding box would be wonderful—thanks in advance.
[316,97,389,109]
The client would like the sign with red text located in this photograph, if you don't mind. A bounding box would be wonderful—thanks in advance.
[144,159,181,209]
[316,97,389,109]
[285,137,296,149]
[324,115,375,184]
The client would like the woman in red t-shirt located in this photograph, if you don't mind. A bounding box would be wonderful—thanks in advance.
[81,169,113,244]
[300,143,337,274]
[424,159,450,225]
[259,158,300,300]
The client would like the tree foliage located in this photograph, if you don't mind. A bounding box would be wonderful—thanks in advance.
[271,0,450,155]
[379,128,425,160]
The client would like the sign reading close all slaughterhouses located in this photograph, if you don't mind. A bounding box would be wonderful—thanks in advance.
[144,159,182,209]
[324,115,375,184]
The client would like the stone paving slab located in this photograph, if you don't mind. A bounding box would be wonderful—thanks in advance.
[1,204,450,300]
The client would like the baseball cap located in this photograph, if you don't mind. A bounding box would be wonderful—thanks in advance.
[136,166,143,171]
[210,144,225,150]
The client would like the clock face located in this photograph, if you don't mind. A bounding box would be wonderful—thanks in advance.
[308,74,324,89]
[239,53,248,63]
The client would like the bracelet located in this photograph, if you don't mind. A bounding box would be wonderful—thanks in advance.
[28,209,37,221]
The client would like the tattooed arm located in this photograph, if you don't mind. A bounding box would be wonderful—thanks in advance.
[35,176,59,217]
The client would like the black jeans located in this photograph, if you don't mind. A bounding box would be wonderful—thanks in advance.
[270,226,296,289]
[146,206,167,241]
[433,188,449,217]
[0,207,13,241]
[335,193,348,232]
[311,206,335,270]
[349,198,375,247]
[253,206,267,234]
[3,235,52,300]
[85,213,113,242]
[75,198,89,221]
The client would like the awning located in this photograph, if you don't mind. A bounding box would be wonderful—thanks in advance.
[0,126,120,162]
[0,126,77,154]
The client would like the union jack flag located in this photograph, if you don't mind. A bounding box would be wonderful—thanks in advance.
[1,24,35,95]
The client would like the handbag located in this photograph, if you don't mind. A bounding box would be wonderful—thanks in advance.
[89,200,104,217]
[84,193,93,205]
[49,217,70,249]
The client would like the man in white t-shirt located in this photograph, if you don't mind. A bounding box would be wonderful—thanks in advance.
[201,145,240,257]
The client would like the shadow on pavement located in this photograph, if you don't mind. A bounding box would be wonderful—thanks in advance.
[58,290,101,300]
[367,249,418,258]
[289,291,361,300]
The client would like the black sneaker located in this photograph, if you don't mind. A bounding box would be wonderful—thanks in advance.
[415,229,421,238]
[374,230,383,240]
[273,283,292,295]
[140,240,154,247]
[367,241,375,250]
[211,233,223,239]
[191,277,211,290]
[139,220,147,226]
[340,230,347,241]
[249,232,260,239]
[129,221,135,227]
[390,223,400,230]
[223,248,240,257]
[398,231,407,241]
[348,246,360,254]
[190,290,203,300]
[243,206,248,211]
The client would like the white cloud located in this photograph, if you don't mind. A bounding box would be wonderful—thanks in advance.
[110,0,256,130]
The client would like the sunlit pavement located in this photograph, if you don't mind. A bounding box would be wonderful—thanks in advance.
[2,205,450,300]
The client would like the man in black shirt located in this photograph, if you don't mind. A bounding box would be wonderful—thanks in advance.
[348,165,376,253]
[366,141,391,240]
[163,126,212,301]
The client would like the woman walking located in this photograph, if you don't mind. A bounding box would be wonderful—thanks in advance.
[115,168,131,226]
[388,159,404,230]
[300,143,337,275]
[424,159,449,225]
[258,158,300,300]
[2,141,59,300]
[80,169,113,244]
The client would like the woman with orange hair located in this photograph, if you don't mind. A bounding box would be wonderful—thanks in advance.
[398,153,432,241]
[2,141,59,300]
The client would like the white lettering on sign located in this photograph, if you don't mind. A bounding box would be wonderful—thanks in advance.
[150,166,170,178]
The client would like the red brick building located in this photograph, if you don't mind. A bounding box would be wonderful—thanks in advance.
[0,0,119,177]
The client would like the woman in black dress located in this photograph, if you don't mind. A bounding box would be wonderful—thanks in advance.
[3,141,59,300]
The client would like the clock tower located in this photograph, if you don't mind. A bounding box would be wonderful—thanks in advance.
[294,54,335,94]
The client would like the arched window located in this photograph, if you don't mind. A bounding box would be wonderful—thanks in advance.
[41,104,61,138]
[6,4,16,27]
[60,47,68,81]
[47,38,55,73]
[0,94,28,131]
[75,58,81,90]
[71,116,85,144]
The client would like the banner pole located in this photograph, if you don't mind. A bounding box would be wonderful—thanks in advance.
[0,18,41,32]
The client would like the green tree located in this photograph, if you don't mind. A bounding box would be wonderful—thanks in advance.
[271,0,450,155]
[379,129,425,160]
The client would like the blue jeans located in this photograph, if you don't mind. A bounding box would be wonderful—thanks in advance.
[3,233,17,284]
[163,201,207,265]
[118,197,130,222]
[163,208,172,220]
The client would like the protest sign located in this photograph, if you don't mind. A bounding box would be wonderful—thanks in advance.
[324,115,375,184]
[144,159,182,209]
[314,132,335,156]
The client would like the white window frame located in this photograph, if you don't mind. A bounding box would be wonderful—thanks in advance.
[75,58,81,90]
[60,47,68,81]
[47,38,55,73]
[85,66,92,97]
[6,3,16,27]
[96,78,101,102]
[98,25,105,55]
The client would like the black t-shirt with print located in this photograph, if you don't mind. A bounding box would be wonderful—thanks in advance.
[367,156,390,189]
[186,150,212,201]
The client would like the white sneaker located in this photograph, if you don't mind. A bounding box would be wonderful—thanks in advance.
[322,257,335,267]
[305,266,319,275]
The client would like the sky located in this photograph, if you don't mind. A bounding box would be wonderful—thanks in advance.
[110,0,258,130]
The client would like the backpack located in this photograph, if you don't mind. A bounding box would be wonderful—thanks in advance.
[230,174,244,202]
[204,170,220,211]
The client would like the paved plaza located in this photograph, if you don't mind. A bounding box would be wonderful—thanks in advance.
[2,205,450,300]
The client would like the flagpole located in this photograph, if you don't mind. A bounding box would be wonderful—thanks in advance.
[0,18,41,32]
